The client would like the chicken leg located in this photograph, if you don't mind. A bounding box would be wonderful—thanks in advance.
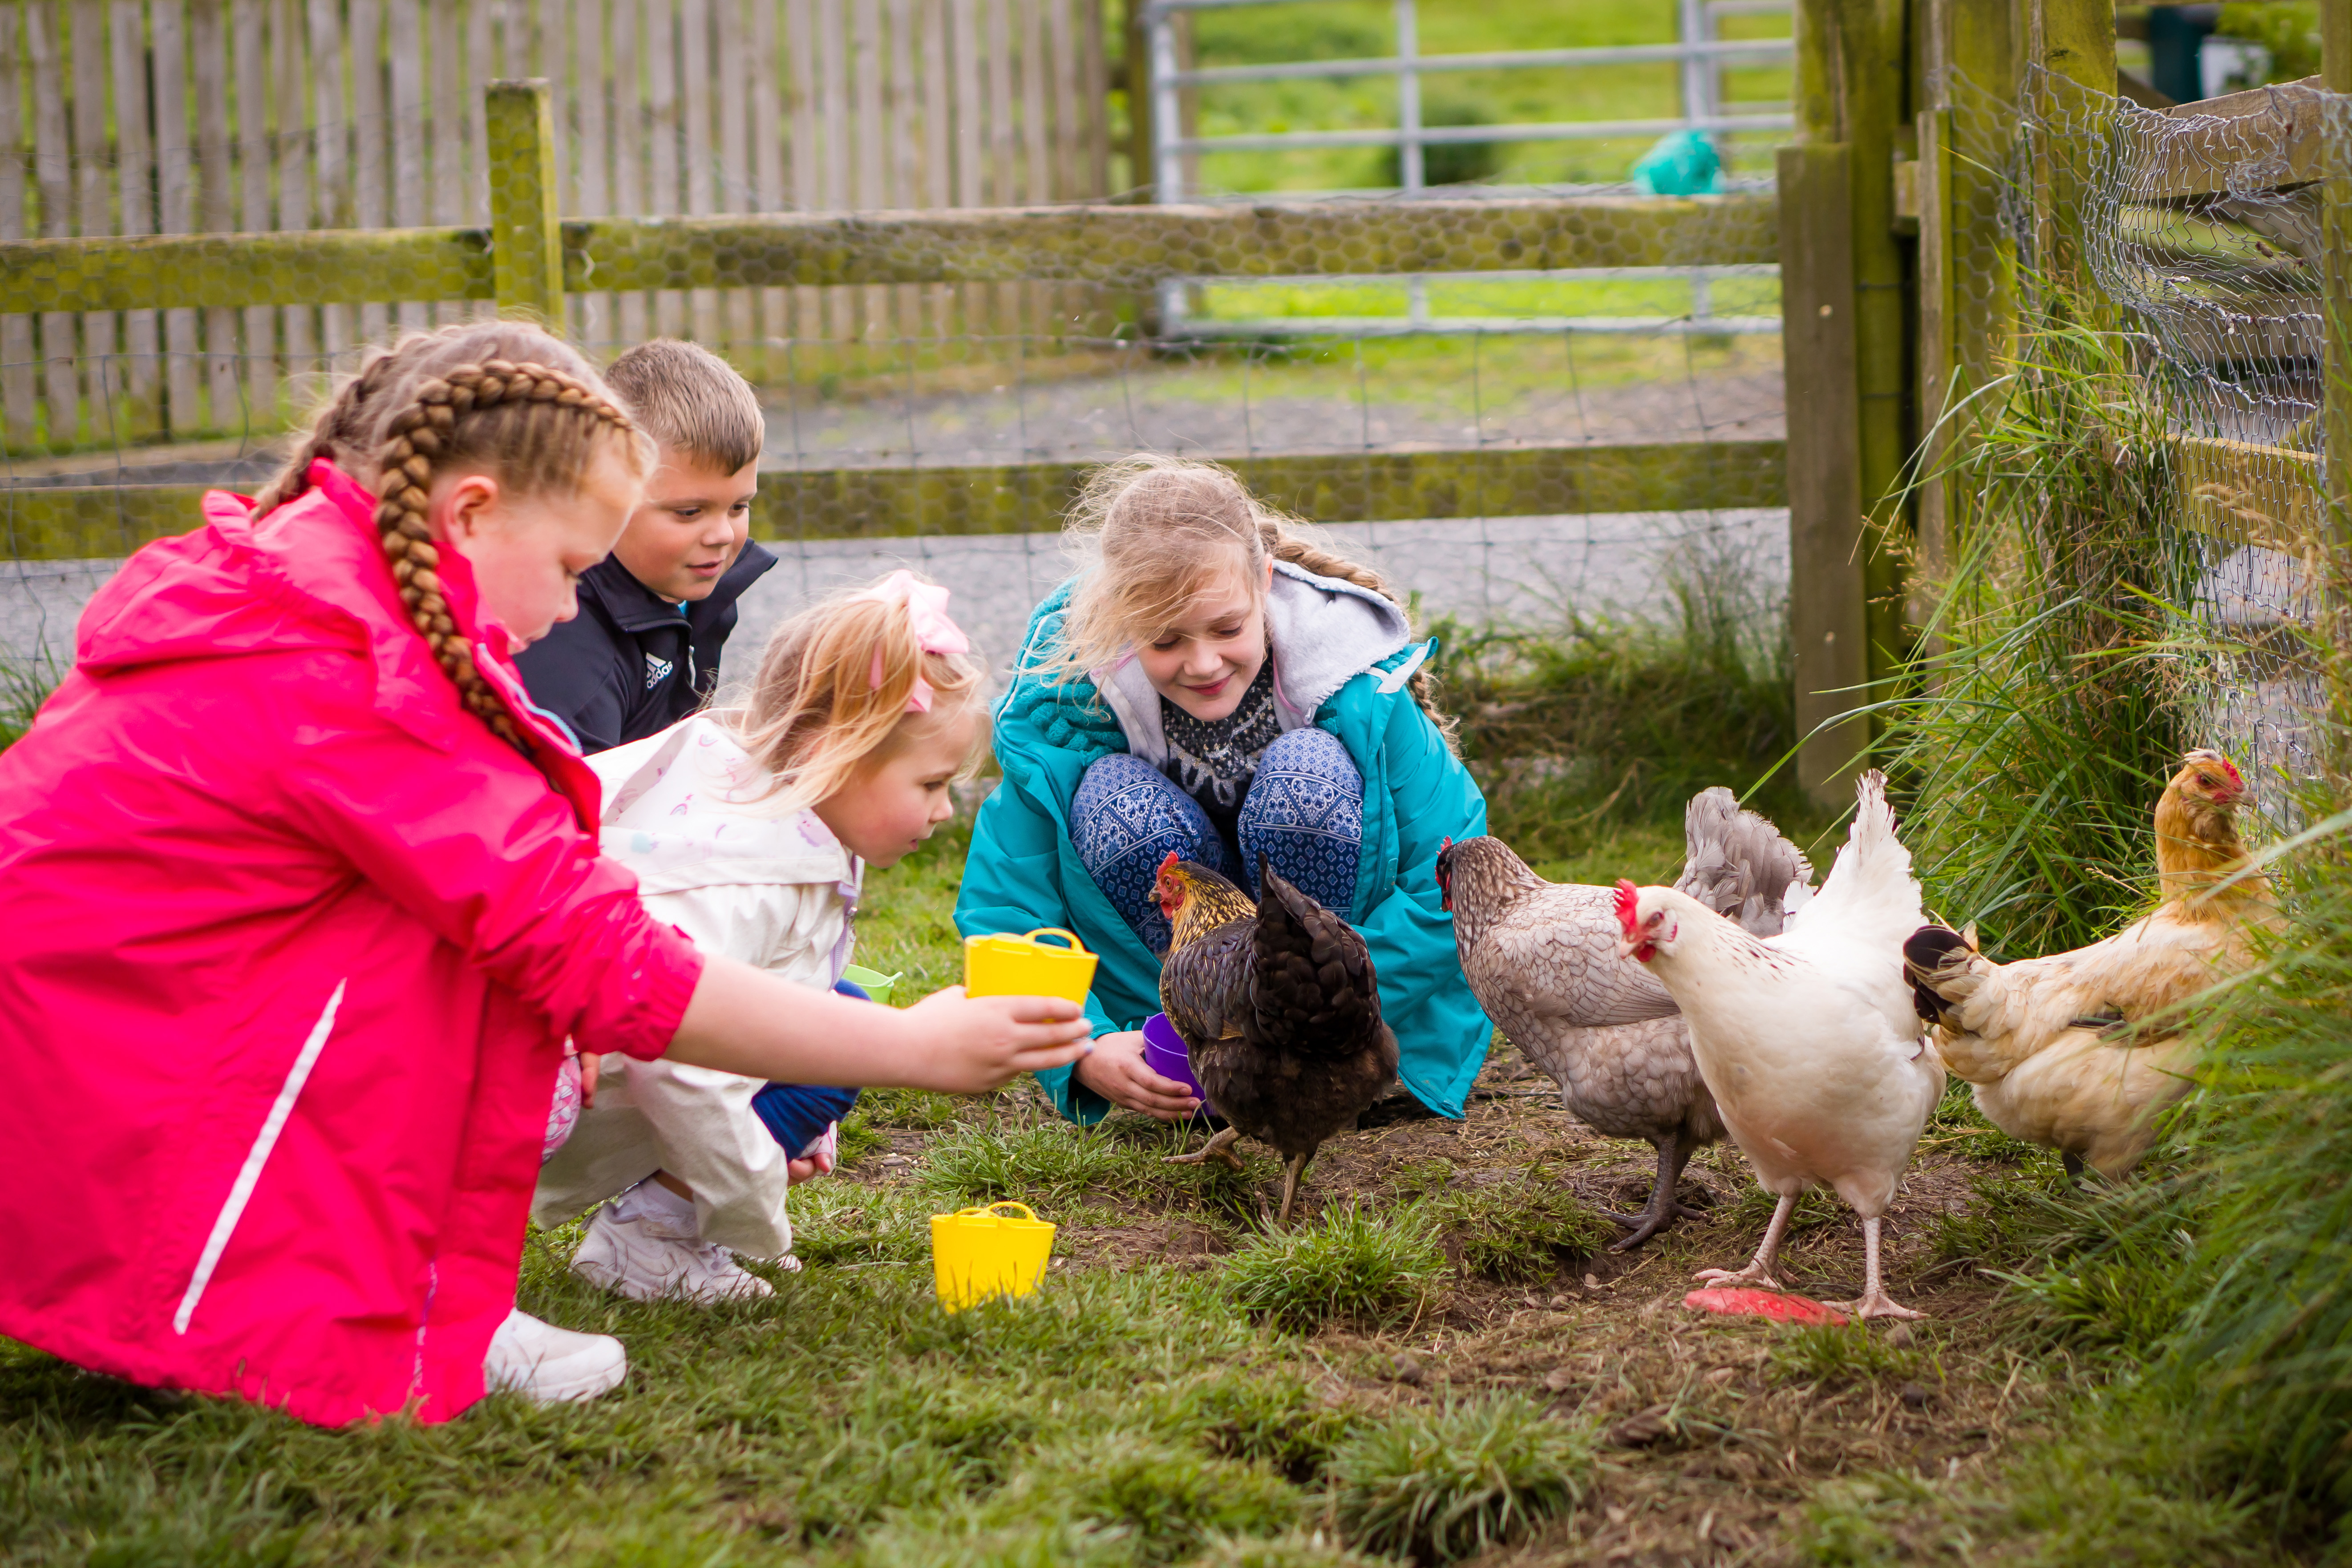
[1275,1150,1315,1229]
[1694,1189,1797,1292]
[1600,1131,1711,1252]
[1166,1126,1245,1171]
[1831,1216,1924,1321]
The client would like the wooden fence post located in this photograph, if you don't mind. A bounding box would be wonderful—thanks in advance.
[2324,1,2352,784]
[486,80,564,332]
[1785,0,1907,805]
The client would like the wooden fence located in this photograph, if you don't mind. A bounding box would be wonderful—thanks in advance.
[0,0,1110,453]
[0,79,1789,555]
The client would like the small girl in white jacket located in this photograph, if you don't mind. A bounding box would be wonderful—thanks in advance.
[535,570,986,1302]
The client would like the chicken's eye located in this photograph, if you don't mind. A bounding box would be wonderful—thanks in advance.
[2197,773,2217,789]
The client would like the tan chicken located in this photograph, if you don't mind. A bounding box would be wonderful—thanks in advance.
[1905,749,2279,1178]
[1434,789,1812,1249]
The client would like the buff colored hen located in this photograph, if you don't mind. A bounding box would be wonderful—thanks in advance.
[1905,750,2279,1177]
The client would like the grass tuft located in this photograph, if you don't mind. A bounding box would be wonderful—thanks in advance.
[1766,1325,1928,1387]
[1329,1396,1599,1564]
[1223,1207,1448,1333]
[1178,1371,1360,1483]
[1416,1173,1610,1283]
[915,1120,1176,1208]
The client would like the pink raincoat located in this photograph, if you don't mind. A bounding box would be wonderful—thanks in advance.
[0,462,705,1426]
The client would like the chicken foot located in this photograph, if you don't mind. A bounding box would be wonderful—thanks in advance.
[1830,1216,1924,1321]
[1601,1132,1711,1253]
[1166,1126,1245,1171]
[1275,1150,1316,1230]
[1694,1189,1797,1292]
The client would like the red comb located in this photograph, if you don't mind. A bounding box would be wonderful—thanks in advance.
[1613,879,1640,937]
[1440,836,1453,852]
[2222,757,2243,788]
[1158,850,1180,871]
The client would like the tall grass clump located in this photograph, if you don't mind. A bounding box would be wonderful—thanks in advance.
[0,644,61,750]
[1330,1397,1598,1563]
[1431,533,1802,859]
[1223,1207,1447,1332]
[1884,319,2206,957]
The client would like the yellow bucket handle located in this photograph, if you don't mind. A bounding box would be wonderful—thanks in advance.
[1011,928,1085,954]
[949,1201,1041,1224]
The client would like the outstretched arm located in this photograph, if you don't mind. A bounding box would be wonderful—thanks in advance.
[668,959,1092,1092]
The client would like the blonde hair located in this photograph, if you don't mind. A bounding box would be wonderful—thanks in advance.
[725,575,988,812]
[603,338,765,474]
[251,323,652,753]
[1054,453,1452,734]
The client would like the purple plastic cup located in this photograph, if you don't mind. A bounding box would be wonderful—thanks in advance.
[1142,1013,1215,1116]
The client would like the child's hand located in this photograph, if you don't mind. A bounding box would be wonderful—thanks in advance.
[895,986,1093,1094]
[1074,1031,1202,1120]
[787,1122,839,1184]
[578,1051,602,1108]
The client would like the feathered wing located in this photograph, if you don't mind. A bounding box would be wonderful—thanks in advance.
[1675,787,1815,937]
[1248,865,1385,1058]
[1160,921,1254,1054]
[1907,910,2251,1086]
[1469,882,1679,1029]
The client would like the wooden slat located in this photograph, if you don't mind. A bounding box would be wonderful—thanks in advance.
[388,0,428,331]
[427,0,465,324]
[645,0,684,335]
[1079,0,1108,199]
[817,0,850,339]
[240,0,279,417]
[0,227,497,314]
[717,0,754,358]
[0,2,35,446]
[1778,141,1868,806]
[1044,0,1076,201]
[191,0,240,428]
[1019,0,1048,203]
[752,0,786,373]
[306,0,352,365]
[948,0,981,343]
[2146,77,2328,200]
[2172,434,2324,554]
[112,0,164,435]
[154,0,204,435]
[851,0,885,341]
[680,0,719,342]
[275,0,317,385]
[885,0,920,345]
[561,195,1782,293]
[348,0,388,340]
[575,0,613,347]
[610,0,647,344]
[28,2,77,445]
[463,0,492,225]
[0,440,1791,559]
[73,1,118,434]
[919,0,952,340]
[787,0,823,344]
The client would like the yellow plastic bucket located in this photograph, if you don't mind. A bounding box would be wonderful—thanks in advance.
[963,928,1098,1005]
[930,1201,1057,1311]
[840,964,903,1007]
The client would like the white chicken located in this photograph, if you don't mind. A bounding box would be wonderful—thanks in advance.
[1614,769,1943,1320]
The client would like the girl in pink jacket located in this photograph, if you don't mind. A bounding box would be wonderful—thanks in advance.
[0,322,1088,1428]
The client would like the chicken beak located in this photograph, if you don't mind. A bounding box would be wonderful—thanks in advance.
[1617,933,1643,962]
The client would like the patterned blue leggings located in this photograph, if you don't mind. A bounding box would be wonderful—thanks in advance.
[1071,727,1364,954]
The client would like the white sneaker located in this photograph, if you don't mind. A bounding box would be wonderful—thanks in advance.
[483,1309,628,1404]
[571,1200,777,1305]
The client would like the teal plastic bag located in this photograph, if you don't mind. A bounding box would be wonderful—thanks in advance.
[1631,129,1722,197]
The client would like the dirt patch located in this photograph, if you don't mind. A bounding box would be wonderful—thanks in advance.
[827,1037,2046,1565]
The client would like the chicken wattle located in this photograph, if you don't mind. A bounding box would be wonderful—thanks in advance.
[1616,770,1943,1321]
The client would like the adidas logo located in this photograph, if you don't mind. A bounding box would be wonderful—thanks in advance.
[644,653,674,691]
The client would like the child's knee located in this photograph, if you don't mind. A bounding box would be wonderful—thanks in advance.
[1071,753,1219,871]
[1258,726,1361,788]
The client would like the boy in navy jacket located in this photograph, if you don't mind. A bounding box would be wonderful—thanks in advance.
[518,339,776,753]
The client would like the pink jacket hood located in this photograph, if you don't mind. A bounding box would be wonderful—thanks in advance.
[0,466,702,1425]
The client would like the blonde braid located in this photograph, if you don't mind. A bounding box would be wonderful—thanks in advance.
[249,347,410,519]
[370,358,641,754]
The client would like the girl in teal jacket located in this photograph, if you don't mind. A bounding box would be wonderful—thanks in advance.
[956,455,1492,1126]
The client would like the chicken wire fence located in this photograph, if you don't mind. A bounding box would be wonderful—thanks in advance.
[1937,65,2346,826]
[4,174,1794,696]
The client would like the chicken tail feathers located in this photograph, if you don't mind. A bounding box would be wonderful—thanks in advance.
[1249,859,1385,1058]
[1676,786,1816,936]
[1786,770,1924,946]
[1903,924,1976,1024]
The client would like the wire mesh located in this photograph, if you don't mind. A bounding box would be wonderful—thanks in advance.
[1940,65,2345,825]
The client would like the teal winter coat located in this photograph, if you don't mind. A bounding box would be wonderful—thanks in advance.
[955,565,1492,1125]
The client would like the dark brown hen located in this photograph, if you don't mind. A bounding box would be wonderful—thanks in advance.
[1154,853,1399,1226]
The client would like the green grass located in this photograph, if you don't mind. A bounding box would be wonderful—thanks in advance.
[1223,1207,1449,1333]
[1328,1396,1599,1564]
[1416,1174,1610,1284]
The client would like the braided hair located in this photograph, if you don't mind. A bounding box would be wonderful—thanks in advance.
[251,324,650,753]
[1054,453,1456,744]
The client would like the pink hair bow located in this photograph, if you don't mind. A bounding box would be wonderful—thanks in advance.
[856,569,971,713]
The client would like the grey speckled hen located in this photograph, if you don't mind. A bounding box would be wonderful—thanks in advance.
[1434,790,1812,1249]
